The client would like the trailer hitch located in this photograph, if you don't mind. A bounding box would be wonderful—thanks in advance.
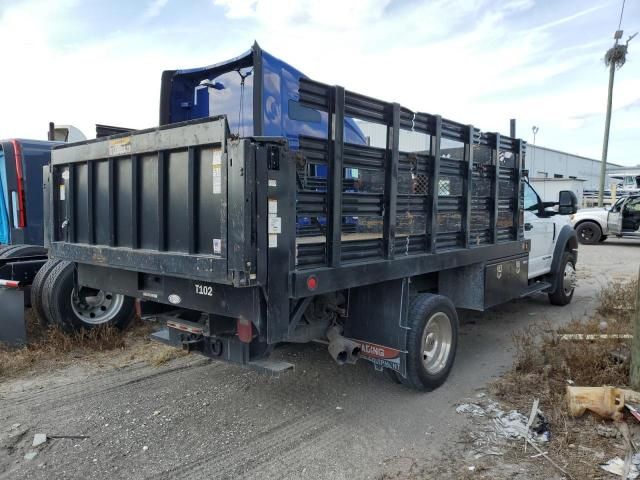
[181,336,204,353]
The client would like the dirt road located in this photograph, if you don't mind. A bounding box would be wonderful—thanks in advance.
[1,240,638,479]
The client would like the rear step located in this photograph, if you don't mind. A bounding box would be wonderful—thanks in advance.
[520,281,552,298]
[150,326,294,377]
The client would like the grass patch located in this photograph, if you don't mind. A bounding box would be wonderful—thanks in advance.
[128,341,190,367]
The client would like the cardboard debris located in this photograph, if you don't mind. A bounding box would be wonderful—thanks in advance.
[601,455,640,479]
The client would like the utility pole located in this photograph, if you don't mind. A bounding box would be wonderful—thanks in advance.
[532,126,539,176]
[630,267,640,390]
[598,20,637,206]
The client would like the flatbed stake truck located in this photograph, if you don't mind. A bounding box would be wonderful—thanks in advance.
[46,45,578,389]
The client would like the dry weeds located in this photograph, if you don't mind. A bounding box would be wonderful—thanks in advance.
[489,277,639,478]
[0,312,160,379]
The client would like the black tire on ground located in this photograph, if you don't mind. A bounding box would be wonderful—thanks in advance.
[399,293,459,391]
[598,235,608,243]
[30,258,63,326]
[41,260,136,332]
[548,251,577,306]
[0,244,47,258]
[575,221,601,245]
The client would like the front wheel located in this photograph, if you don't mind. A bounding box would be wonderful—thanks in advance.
[575,221,601,244]
[41,260,136,331]
[548,251,576,306]
[400,294,458,391]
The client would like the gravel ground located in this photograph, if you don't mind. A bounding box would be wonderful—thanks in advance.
[1,239,638,480]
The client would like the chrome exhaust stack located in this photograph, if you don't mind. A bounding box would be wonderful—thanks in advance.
[326,326,360,365]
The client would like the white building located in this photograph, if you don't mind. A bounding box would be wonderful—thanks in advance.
[527,145,621,191]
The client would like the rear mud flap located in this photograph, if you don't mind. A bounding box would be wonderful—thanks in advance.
[0,288,27,347]
[344,278,410,378]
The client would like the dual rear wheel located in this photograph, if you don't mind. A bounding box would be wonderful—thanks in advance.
[32,259,136,331]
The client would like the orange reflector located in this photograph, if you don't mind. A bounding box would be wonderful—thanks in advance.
[237,318,252,343]
[166,320,204,335]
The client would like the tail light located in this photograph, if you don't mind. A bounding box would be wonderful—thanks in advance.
[237,318,253,343]
[9,139,26,228]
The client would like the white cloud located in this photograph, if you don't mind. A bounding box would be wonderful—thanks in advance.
[0,0,203,140]
[213,0,392,27]
[0,0,637,165]
[144,0,169,19]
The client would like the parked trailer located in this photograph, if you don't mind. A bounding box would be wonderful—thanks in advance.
[0,132,137,346]
[47,46,578,389]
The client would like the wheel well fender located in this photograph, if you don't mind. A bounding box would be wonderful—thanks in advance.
[548,225,578,290]
[574,219,603,233]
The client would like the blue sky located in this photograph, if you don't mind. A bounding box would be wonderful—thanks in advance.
[0,0,638,165]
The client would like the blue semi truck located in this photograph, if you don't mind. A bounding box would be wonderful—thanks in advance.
[0,127,136,345]
[0,139,54,250]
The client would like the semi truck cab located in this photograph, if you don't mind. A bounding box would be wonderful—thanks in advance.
[0,139,60,248]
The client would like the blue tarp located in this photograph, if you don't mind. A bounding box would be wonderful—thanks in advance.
[0,150,10,244]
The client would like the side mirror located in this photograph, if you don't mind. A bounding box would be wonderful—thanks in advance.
[558,190,578,215]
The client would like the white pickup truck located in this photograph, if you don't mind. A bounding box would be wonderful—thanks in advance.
[570,195,640,244]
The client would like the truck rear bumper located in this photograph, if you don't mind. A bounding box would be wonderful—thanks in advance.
[77,263,263,322]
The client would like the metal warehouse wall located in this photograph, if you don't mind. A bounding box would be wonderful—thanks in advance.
[355,121,620,190]
[526,145,620,190]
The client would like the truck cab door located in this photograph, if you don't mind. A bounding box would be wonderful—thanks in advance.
[523,182,555,278]
[621,197,640,235]
[607,198,624,235]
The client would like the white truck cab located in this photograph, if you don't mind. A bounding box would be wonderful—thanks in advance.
[523,180,579,305]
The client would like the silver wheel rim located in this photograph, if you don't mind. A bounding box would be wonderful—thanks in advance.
[563,262,577,295]
[421,312,453,375]
[71,288,124,325]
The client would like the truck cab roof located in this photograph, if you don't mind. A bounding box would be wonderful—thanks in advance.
[159,43,367,149]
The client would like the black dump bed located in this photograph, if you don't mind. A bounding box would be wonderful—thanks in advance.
[48,78,528,344]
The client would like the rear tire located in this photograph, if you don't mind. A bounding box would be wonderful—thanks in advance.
[548,251,576,306]
[0,244,47,258]
[31,259,62,326]
[400,294,459,391]
[42,261,136,332]
[575,221,601,245]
